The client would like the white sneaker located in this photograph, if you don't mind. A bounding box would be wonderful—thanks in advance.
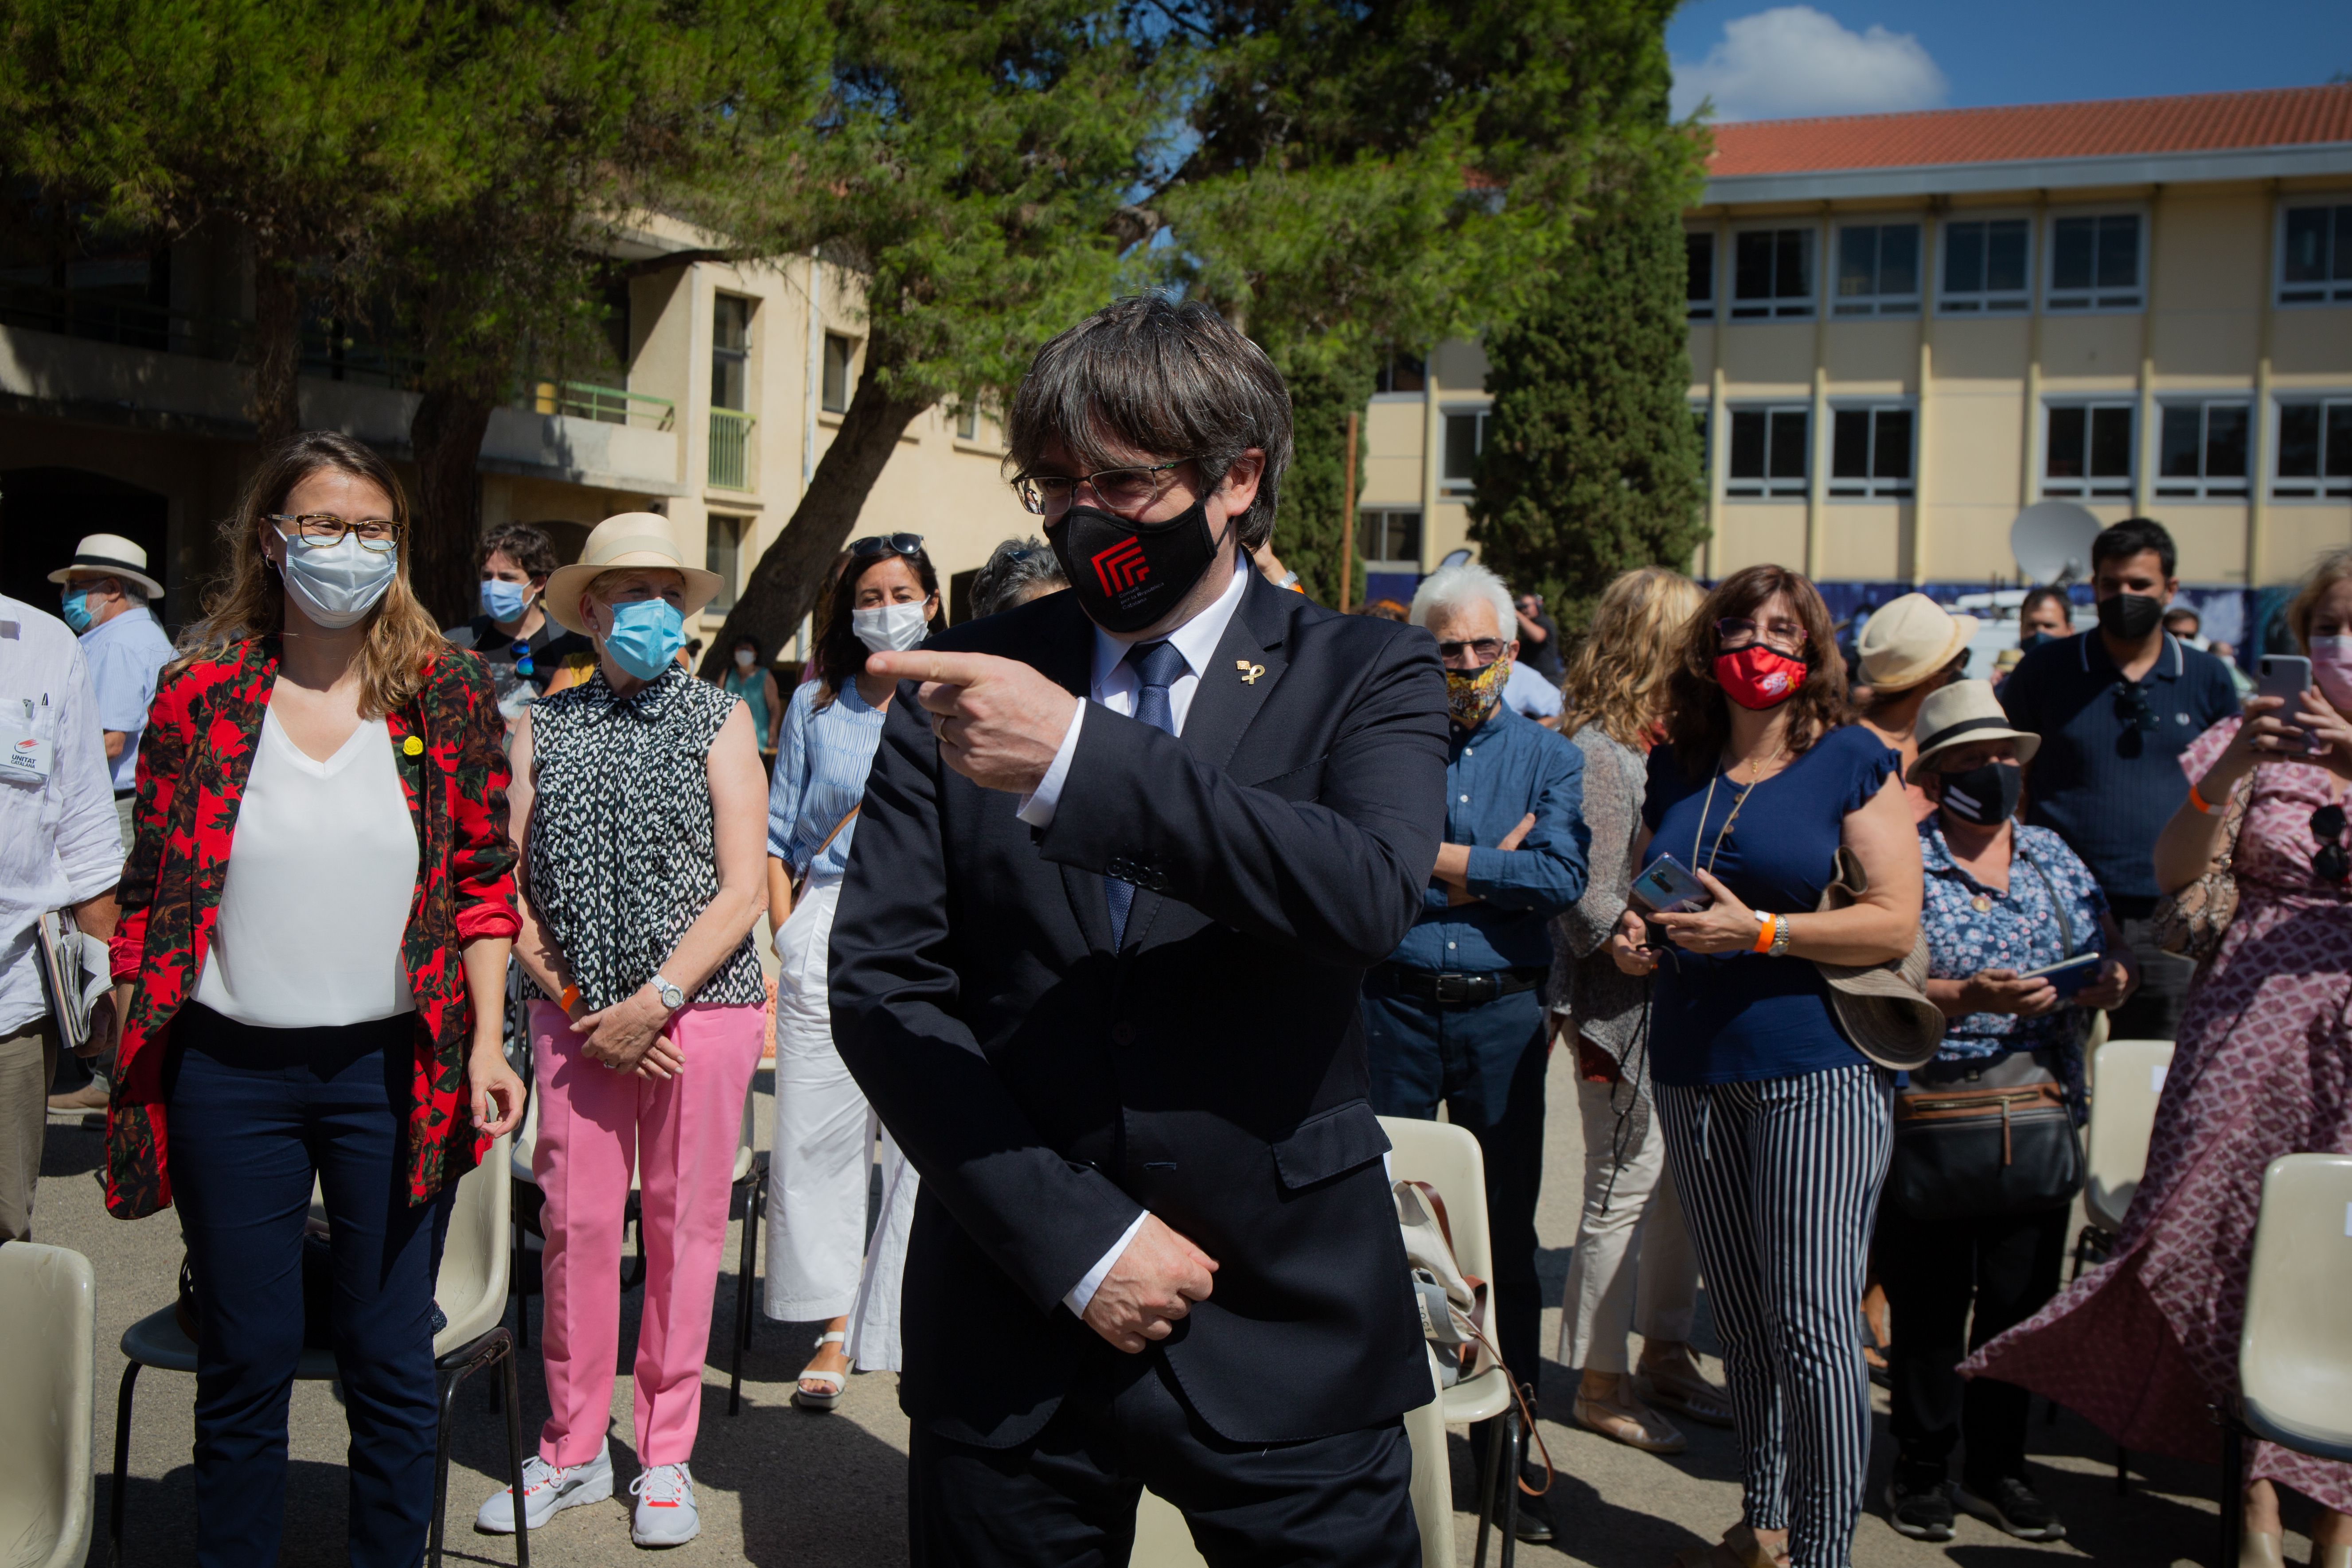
[475,1440,613,1533]
[630,1462,700,1547]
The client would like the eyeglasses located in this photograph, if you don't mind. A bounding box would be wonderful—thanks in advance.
[1716,616,1807,655]
[1014,460,1188,518]
[1435,638,1508,664]
[267,513,401,551]
[2312,804,2348,884]
[2113,681,2158,733]
[849,533,926,561]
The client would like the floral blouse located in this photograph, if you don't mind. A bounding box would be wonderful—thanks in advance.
[1918,819,2109,1062]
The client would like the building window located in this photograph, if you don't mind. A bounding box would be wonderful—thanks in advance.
[2044,403,2135,498]
[1357,508,1423,565]
[1833,223,1920,316]
[954,403,979,441]
[1726,406,1809,498]
[2155,401,2250,500]
[710,295,751,411]
[2047,213,2142,312]
[2279,203,2352,306]
[1686,232,1716,321]
[821,331,853,413]
[1441,408,1488,491]
[1374,351,1426,394]
[1941,218,2031,313]
[1732,228,1815,319]
[1829,406,1914,499]
[706,515,746,612]
[2274,398,2352,499]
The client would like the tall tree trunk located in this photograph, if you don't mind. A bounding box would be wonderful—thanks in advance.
[410,386,496,628]
[700,355,928,676]
[247,241,303,448]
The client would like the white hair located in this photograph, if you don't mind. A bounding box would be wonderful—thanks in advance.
[1409,561,1515,636]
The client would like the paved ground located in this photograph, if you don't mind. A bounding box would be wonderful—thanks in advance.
[37,1053,2316,1567]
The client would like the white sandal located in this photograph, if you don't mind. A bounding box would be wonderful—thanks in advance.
[791,1330,849,1412]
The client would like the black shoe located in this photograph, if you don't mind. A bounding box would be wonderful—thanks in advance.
[1957,1476,2065,1541]
[1510,1478,1555,1545]
[1884,1477,1955,1542]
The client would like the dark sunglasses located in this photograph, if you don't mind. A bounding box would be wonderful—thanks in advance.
[2113,681,2158,733]
[850,533,926,561]
[1435,638,1508,663]
[2313,804,2349,885]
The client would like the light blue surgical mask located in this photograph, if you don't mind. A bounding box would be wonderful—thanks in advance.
[480,578,532,624]
[600,597,685,681]
[60,589,94,633]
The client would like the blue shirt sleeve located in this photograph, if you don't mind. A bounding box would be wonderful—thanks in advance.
[1463,731,1589,915]
[88,637,157,733]
[768,685,813,864]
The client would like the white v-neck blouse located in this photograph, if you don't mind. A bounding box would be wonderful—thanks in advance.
[191,707,420,1028]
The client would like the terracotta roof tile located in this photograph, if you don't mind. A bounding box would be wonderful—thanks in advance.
[1708,84,2352,177]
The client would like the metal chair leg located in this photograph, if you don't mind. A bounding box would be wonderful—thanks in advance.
[429,1364,464,1568]
[1499,1407,1521,1568]
[503,1345,530,1568]
[729,1178,757,1416]
[109,1361,140,1568]
[2116,1444,2131,1495]
[1471,1415,1503,1568]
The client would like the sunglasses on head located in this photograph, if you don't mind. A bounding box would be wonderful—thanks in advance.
[850,533,926,561]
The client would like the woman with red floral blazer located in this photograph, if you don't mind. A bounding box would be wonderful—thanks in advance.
[107,431,524,1568]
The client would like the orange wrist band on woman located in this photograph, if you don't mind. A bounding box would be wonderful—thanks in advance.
[2188,780,2219,816]
[560,983,580,1011]
[1751,913,1777,955]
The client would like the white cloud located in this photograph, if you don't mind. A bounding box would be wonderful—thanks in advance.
[1671,6,1949,123]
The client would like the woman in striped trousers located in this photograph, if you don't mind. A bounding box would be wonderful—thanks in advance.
[1609,567,1922,1568]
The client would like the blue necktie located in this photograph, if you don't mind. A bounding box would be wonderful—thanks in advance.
[1105,639,1188,947]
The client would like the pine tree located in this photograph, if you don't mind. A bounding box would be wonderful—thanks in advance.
[1470,170,1707,630]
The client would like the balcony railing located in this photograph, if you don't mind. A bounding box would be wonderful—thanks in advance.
[524,378,675,429]
[708,407,755,490]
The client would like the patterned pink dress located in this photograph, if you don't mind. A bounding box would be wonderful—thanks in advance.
[1963,717,2352,1512]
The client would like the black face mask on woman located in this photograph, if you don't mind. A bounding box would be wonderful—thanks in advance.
[1939,760,2023,826]
[1048,496,1222,635]
[2096,592,2165,640]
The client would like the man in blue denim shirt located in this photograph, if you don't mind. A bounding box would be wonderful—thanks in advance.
[1361,563,1586,1540]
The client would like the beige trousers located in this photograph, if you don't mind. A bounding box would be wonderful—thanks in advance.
[0,1016,60,1242]
[1558,1071,1701,1375]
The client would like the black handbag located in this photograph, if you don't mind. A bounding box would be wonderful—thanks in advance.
[1885,846,2087,1222]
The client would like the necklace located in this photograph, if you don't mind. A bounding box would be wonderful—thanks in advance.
[1693,749,1787,874]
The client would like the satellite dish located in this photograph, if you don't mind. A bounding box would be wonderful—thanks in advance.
[2010,501,2102,586]
[1437,548,1474,571]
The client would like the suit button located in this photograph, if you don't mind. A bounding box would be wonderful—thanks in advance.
[1112,1022,1138,1046]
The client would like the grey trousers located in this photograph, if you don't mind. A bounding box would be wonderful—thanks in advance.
[0,1015,60,1242]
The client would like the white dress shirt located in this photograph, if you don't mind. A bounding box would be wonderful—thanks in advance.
[1009,559,1250,1314]
[0,596,127,1035]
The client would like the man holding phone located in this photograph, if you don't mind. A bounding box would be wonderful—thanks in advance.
[1999,519,2235,1040]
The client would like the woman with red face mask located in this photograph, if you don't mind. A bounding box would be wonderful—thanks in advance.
[1608,565,1924,1568]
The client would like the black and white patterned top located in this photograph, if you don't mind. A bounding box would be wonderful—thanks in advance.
[522,666,765,1011]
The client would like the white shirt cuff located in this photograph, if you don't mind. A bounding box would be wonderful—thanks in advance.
[1015,700,1087,828]
[1062,1210,1148,1317]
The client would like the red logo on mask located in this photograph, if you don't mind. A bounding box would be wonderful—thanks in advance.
[1091,538,1151,596]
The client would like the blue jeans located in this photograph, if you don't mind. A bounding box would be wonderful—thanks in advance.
[165,1003,441,1568]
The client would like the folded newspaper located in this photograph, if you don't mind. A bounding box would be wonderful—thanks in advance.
[37,909,113,1055]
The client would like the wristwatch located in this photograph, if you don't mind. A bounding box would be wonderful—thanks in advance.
[1768,915,1795,958]
[650,973,686,1011]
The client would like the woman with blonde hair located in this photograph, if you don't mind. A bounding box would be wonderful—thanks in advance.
[1548,566,1732,1455]
[1968,546,2352,1568]
[105,431,525,1567]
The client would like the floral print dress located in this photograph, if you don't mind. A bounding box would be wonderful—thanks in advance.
[1962,716,2352,1513]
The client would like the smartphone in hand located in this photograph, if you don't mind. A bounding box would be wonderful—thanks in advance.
[2259,655,2321,753]
[1629,853,1712,919]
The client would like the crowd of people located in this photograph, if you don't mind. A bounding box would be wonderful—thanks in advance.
[1,293,2346,1568]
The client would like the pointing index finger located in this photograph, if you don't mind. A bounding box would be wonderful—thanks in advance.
[866,649,996,687]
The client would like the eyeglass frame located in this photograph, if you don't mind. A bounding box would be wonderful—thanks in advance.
[265,512,403,552]
[848,533,927,561]
[1714,616,1808,656]
[1435,637,1511,665]
[1012,459,1191,520]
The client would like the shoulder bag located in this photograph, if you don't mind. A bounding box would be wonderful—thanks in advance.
[1884,844,2086,1221]
[788,804,861,901]
[2149,771,2252,962]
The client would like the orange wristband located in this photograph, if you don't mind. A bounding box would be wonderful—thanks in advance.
[2188,780,2219,816]
[1751,913,1777,954]
[560,983,580,1011]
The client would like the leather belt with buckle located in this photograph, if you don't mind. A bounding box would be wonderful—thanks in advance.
[1379,963,1547,1008]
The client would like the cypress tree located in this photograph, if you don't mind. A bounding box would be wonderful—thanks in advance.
[1470,177,1708,629]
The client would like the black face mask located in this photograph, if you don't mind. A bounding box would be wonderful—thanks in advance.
[1048,497,1222,635]
[2097,592,2165,640]
[2017,631,2052,651]
[1939,760,2023,827]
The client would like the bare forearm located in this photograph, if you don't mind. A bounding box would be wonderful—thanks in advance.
[1778,904,1916,967]
[2153,800,2227,894]
[767,856,795,934]
[1926,976,1976,1019]
[70,891,119,942]
[460,936,511,1051]
[654,882,764,997]
[513,894,571,1002]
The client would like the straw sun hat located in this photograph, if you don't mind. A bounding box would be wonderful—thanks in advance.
[47,533,165,601]
[1905,679,2042,784]
[1855,592,1979,692]
[543,513,725,636]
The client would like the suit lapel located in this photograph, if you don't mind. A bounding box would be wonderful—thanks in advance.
[1032,594,1118,955]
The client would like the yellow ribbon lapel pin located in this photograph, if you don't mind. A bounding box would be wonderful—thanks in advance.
[1236,660,1265,685]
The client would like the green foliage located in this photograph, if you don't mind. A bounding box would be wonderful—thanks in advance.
[1263,345,1373,606]
[1469,164,1708,630]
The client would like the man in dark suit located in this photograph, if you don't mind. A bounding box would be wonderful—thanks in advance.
[830,296,1450,1566]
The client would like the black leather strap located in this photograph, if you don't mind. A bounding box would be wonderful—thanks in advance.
[1379,963,1547,1008]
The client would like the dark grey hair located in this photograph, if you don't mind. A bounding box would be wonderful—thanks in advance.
[1004,296,1292,552]
[971,536,1068,617]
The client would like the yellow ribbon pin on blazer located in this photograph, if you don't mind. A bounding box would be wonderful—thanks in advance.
[1236,659,1264,685]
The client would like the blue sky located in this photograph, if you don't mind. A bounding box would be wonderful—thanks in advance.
[1667,1,2352,122]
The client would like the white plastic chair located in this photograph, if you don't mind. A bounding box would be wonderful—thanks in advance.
[2080,1038,2176,1248]
[2220,1153,2352,1561]
[114,1136,528,1568]
[1381,1114,1526,1568]
[0,1242,95,1568]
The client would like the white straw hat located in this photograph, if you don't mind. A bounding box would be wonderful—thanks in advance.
[1856,593,1979,692]
[1907,679,2041,783]
[543,513,724,635]
[48,534,164,601]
